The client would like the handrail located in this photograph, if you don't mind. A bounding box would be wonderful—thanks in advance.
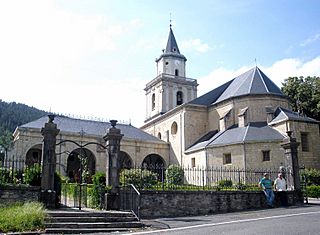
[125,184,141,220]
[129,184,141,196]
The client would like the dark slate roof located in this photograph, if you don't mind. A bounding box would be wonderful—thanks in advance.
[269,107,319,125]
[20,115,164,142]
[189,67,285,107]
[186,122,285,152]
[165,27,181,54]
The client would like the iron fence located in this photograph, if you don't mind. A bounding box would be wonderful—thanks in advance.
[0,156,35,185]
[120,165,295,191]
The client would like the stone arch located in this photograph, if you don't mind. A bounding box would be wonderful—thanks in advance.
[25,144,42,167]
[118,151,133,169]
[142,154,166,169]
[66,148,96,183]
[171,121,178,135]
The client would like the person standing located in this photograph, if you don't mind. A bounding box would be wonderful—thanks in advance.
[259,173,275,207]
[274,173,288,206]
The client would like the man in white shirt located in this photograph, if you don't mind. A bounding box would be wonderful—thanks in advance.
[274,173,288,206]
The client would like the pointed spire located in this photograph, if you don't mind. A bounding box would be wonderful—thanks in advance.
[165,26,180,54]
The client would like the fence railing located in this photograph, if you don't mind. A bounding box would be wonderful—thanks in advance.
[0,156,33,185]
[120,184,141,219]
[120,165,295,191]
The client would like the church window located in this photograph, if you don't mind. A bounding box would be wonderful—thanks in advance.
[171,121,178,135]
[175,69,179,76]
[176,91,183,105]
[151,93,155,110]
[262,150,270,161]
[158,132,162,139]
[165,62,169,65]
[191,158,196,168]
[301,132,309,152]
[223,153,231,165]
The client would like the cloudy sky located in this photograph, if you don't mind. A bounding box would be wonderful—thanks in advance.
[0,0,319,127]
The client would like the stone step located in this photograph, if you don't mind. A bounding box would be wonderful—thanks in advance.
[45,221,143,229]
[45,227,132,234]
[46,210,134,218]
[46,216,137,223]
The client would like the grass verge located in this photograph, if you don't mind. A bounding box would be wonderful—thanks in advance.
[0,202,46,233]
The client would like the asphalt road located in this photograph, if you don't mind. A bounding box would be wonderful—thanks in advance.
[126,200,320,235]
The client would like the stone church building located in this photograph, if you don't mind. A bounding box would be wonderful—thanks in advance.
[12,26,320,181]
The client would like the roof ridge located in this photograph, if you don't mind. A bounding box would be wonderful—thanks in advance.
[256,67,269,92]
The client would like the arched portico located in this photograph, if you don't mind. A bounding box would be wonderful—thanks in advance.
[118,151,133,169]
[142,154,166,169]
[66,148,96,183]
[25,144,42,167]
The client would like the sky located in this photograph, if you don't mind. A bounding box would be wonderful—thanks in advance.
[0,0,319,127]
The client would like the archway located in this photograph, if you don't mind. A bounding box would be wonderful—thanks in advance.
[66,148,96,183]
[142,154,166,169]
[25,144,42,167]
[118,151,133,169]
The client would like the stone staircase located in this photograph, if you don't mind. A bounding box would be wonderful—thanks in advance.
[45,208,144,234]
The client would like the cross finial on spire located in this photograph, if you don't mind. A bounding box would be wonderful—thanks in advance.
[170,13,172,28]
[254,58,257,67]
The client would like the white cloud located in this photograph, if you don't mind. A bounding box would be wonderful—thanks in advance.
[300,33,320,47]
[181,39,210,53]
[197,57,320,96]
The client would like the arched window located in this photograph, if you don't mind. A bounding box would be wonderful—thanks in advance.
[171,121,178,135]
[175,69,179,76]
[151,93,155,110]
[176,91,183,105]
[158,132,162,139]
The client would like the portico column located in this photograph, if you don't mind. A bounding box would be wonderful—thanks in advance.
[40,114,60,208]
[103,120,123,210]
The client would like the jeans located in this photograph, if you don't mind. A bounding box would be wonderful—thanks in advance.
[263,189,275,206]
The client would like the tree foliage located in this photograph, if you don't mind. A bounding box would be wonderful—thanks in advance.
[281,76,320,120]
[0,99,47,137]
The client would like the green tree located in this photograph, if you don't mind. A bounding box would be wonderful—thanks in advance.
[0,130,13,160]
[281,76,320,120]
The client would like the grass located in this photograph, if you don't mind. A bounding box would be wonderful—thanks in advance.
[0,202,46,233]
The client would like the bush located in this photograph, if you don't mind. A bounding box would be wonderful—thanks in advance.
[90,172,107,209]
[24,164,41,186]
[0,168,11,184]
[120,169,158,189]
[306,185,320,198]
[166,165,184,185]
[0,202,45,233]
[301,168,320,186]
[218,179,233,188]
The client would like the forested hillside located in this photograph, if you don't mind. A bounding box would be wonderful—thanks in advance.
[0,99,48,136]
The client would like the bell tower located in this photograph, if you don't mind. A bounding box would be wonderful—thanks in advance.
[144,25,198,122]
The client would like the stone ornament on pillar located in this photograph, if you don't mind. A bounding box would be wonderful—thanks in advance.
[103,120,123,210]
[40,114,60,208]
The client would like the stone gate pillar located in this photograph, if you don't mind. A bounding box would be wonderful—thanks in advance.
[281,131,300,190]
[103,120,123,210]
[40,114,60,208]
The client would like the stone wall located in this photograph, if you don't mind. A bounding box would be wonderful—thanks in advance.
[137,190,302,218]
[0,185,40,204]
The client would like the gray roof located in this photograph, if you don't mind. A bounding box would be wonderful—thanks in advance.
[20,115,163,142]
[269,107,319,125]
[186,122,285,152]
[189,67,285,107]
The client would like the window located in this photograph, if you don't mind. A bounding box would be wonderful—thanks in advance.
[158,132,161,139]
[176,91,183,105]
[151,93,155,110]
[301,133,309,152]
[223,153,231,165]
[262,150,270,161]
[191,158,196,168]
[175,69,179,76]
[171,122,178,135]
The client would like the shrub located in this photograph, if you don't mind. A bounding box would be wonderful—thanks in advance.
[24,164,41,186]
[306,185,320,198]
[218,179,233,188]
[92,172,106,186]
[0,168,11,184]
[301,168,320,186]
[166,165,184,185]
[90,172,107,209]
[120,169,158,189]
[0,202,45,233]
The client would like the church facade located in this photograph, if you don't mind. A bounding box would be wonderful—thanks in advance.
[141,26,320,171]
[11,26,320,182]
